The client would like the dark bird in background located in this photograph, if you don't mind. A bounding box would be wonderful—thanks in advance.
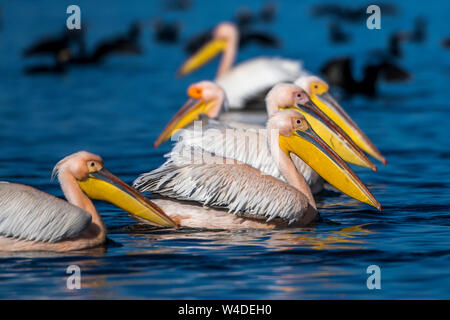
[369,17,426,60]
[235,1,277,27]
[151,19,180,43]
[69,22,143,65]
[260,1,277,23]
[24,22,144,72]
[184,1,278,54]
[311,4,364,23]
[184,26,280,55]
[328,20,351,44]
[23,27,85,58]
[109,22,142,54]
[311,2,397,24]
[380,17,426,57]
[370,31,411,83]
[376,61,411,83]
[239,29,280,48]
[69,39,140,65]
[24,48,71,75]
[320,56,410,97]
[408,16,427,43]
[441,37,450,49]
[387,31,410,58]
[367,31,410,71]
[162,0,192,11]
[235,7,253,28]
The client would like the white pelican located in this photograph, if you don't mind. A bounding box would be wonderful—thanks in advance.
[177,22,386,164]
[0,151,177,252]
[178,21,304,109]
[295,75,387,164]
[134,110,381,229]
[153,81,377,193]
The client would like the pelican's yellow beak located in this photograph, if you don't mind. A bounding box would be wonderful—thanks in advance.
[281,101,377,171]
[178,39,227,76]
[153,94,217,148]
[309,82,387,165]
[78,168,179,228]
[279,122,381,210]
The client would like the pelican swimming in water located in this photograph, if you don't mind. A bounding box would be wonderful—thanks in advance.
[153,81,377,193]
[134,110,381,229]
[178,21,304,109]
[0,151,176,252]
[295,75,387,164]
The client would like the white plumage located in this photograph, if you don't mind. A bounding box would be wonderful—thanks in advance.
[0,182,91,243]
[133,150,311,224]
[216,57,305,109]
[169,119,323,193]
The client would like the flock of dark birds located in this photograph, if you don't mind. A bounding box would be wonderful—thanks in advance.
[10,1,450,98]
[317,7,432,97]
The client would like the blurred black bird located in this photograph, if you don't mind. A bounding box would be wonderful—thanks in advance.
[441,37,450,49]
[109,22,142,53]
[239,29,280,48]
[162,0,192,11]
[260,1,277,22]
[152,19,180,43]
[370,17,426,60]
[328,20,351,44]
[24,48,71,75]
[312,4,364,23]
[367,31,410,64]
[387,31,410,58]
[320,56,410,97]
[235,7,253,28]
[311,2,397,24]
[184,26,280,54]
[235,1,277,27]
[377,17,426,57]
[69,22,143,65]
[362,31,412,85]
[23,27,85,58]
[409,16,427,43]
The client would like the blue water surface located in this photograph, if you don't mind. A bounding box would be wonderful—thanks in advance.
[0,0,449,299]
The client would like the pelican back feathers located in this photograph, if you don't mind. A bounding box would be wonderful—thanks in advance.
[169,120,322,191]
[133,150,310,224]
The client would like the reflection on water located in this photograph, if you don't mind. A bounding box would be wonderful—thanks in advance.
[0,247,107,259]
[128,223,373,251]
[270,224,373,250]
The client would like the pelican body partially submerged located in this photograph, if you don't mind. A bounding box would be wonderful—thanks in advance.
[0,151,177,252]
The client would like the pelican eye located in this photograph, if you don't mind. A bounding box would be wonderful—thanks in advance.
[188,86,203,99]
[294,91,308,104]
[294,118,309,131]
[295,91,306,99]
